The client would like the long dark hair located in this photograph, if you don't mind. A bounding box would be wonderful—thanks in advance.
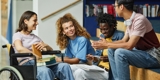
[16,11,37,32]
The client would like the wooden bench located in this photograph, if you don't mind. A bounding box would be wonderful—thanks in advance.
[96,21,160,80]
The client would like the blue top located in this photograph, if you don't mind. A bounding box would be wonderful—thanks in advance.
[65,36,95,63]
[95,30,124,56]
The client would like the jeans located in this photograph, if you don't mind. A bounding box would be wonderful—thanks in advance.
[23,60,74,80]
[108,48,160,80]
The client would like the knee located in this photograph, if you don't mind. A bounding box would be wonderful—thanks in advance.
[58,63,72,71]
[38,66,52,74]
[58,63,70,68]
[114,48,128,59]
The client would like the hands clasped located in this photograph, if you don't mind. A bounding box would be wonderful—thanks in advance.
[91,37,108,50]
[34,41,48,51]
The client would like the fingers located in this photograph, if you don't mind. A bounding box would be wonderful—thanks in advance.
[34,42,45,50]
[86,54,94,61]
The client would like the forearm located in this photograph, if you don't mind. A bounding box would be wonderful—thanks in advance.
[17,47,32,53]
[107,42,131,50]
[112,40,126,44]
[63,57,79,64]
[42,44,53,51]
[45,45,53,51]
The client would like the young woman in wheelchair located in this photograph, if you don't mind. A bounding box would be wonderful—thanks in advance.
[12,10,74,80]
[55,13,109,80]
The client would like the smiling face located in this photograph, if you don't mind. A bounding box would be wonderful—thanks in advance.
[24,14,38,31]
[99,23,114,38]
[62,21,76,39]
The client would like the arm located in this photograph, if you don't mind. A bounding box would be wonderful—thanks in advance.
[92,34,140,50]
[14,39,32,53]
[34,41,53,51]
[107,35,140,50]
[56,56,80,64]
[63,57,80,64]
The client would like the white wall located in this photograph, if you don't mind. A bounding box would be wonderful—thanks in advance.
[33,0,83,50]
[12,0,33,33]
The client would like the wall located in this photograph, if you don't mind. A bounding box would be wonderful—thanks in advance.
[33,0,83,51]
[12,0,33,34]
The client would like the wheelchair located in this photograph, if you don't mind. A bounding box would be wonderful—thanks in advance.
[0,44,63,80]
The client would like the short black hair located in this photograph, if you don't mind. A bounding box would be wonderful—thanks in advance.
[96,13,117,29]
[116,0,134,11]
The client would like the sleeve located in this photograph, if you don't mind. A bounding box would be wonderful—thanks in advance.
[12,33,22,44]
[34,34,42,42]
[131,19,146,37]
[75,38,88,61]
[64,47,73,58]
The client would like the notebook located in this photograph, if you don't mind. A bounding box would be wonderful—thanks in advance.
[32,44,57,66]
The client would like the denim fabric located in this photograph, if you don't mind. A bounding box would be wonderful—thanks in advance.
[108,48,160,80]
[23,60,74,80]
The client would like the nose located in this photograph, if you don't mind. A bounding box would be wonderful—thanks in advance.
[68,27,72,31]
[36,21,39,25]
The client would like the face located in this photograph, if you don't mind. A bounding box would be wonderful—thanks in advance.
[99,23,114,38]
[62,21,76,39]
[24,14,38,31]
[114,1,123,17]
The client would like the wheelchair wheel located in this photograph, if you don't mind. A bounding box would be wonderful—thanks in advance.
[0,66,23,80]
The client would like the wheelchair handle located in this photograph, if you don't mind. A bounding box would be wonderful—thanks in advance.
[2,45,7,48]
[41,50,61,55]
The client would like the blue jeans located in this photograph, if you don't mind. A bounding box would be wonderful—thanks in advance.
[23,60,74,80]
[108,48,160,80]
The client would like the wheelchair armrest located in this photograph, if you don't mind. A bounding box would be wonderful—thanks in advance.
[41,50,61,55]
[11,53,34,57]
[42,50,64,62]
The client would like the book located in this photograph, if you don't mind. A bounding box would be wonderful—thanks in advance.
[32,44,42,59]
[32,44,57,66]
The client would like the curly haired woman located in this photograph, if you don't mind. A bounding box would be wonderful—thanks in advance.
[55,13,108,80]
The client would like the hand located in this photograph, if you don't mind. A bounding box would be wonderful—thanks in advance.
[92,37,108,49]
[86,54,94,65]
[100,56,109,62]
[34,41,47,51]
[55,57,61,62]
[86,54,94,61]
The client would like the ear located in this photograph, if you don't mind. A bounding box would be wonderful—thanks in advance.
[24,19,28,24]
[120,4,124,10]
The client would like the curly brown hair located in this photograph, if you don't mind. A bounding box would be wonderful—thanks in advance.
[56,13,91,50]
